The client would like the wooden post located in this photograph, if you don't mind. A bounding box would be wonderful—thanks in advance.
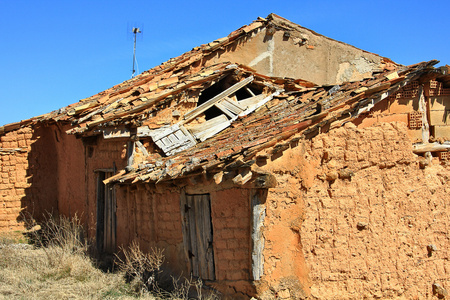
[418,86,430,143]
[127,140,135,166]
[250,189,267,280]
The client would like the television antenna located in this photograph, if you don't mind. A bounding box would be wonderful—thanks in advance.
[131,27,142,78]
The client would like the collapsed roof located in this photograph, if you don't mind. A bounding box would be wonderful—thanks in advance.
[1,14,449,186]
[105,60,448,185]
[0,13,396,135]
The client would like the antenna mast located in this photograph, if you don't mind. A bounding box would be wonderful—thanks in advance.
[132,27,141,78]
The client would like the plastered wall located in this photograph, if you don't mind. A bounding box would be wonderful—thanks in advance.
[206,27,383,85]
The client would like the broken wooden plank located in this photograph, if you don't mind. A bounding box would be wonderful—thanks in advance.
[239,90,282,117]
[412,142,450,153]
[232,170,253,185]
[220,97,245,114]
[67,101,98,116]
[127,141,135,166]
[135,140,149,157]
[246,87,256,97]
[149,124,181,142]
[103,127,131,139]
[102,170,126,185]
[137,126,152,137]
[238,94,265,108]
[182,75,254,123]
[214,102,236,119]
[192,118,231,142]
[179,125,197,145]
[188,114,228,136]
[364,82,391,97]
[418,87,430,143]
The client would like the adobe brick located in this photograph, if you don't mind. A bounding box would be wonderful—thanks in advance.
[228,260,244,270]
[234,229,248,240]
[234,248,249,260]
[15,189,26,197]
[16,170,27,178]
[9,141,19,148]
[6,201,21,208]
[234,209,250,219]
[238,217,249,228]
[221,249,234,260]
[227,239,240,250]
[226,220,240,229]
[215,239,228,249]
[0,183,12,190]
[219,229,234,239]
[229,270,246,281]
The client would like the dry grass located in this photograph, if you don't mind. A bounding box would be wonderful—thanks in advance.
[0,215,155,300]
[116,240,164,294]
[116,241,219,300]
[0,215,219,300]
[0,244,147,299]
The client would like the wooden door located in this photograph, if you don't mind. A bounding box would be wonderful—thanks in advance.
[181,193,215,280]
[96,172,116,254]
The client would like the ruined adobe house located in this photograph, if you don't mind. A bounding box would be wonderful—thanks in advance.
[1,14,450,299]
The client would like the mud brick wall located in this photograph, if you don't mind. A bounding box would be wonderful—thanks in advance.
[0,127,34,231]
[116,188,185,274]
[117,186,254,296]
[299,122,450,299]
[257,122,450,299]
[84,137,127,239]
[210,188,254,297]
[211,189,252,282]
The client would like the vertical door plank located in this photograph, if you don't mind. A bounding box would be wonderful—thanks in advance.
[195,195,208,278]
[112,184,116,252]
[187,196,199,277]
[202,194,215,280]
[180,191,191,273]
[181,193,215,280]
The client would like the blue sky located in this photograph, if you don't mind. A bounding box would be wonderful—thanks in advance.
[1,0,449,126]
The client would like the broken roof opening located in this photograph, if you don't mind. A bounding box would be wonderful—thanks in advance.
[197,80,228,121]
[197,75,264,121]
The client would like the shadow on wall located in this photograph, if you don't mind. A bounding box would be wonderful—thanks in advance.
[19,124,59,225]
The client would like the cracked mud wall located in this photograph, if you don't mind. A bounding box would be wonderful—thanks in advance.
[257,122,450,299]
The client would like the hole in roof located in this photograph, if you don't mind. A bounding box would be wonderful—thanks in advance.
[131,89,141,97]
[197,79,228,120]
[197,76,263,121]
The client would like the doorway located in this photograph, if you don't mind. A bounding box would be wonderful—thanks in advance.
[96,171,116,254]
[180,193,215,280]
